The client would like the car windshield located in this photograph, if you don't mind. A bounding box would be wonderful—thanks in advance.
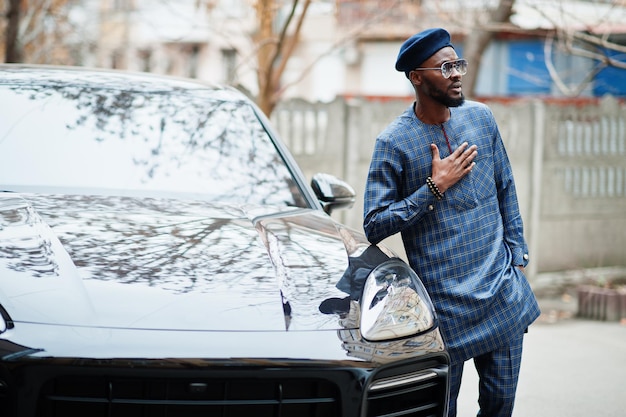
[0,78,308,208]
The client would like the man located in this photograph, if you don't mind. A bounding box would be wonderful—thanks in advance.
[363,28,540,417]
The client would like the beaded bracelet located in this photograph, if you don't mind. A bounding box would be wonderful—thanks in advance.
[426,177,444,200]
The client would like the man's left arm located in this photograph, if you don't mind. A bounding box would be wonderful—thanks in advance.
[491,119,530,269]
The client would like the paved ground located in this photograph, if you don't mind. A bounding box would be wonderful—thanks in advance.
[456,284,626,417]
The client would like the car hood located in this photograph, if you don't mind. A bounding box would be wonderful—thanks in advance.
[0,193,369,334]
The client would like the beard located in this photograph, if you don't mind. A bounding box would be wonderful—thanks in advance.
[423,77,465,107]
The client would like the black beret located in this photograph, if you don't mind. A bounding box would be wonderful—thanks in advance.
[395,28,454,76]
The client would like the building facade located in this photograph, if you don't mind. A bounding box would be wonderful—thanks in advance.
[75,0,626,103]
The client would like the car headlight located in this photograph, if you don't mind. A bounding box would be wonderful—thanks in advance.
[360,258,436,341]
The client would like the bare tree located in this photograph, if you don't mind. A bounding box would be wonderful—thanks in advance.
[535,2,626,96]
[253,0,313,116]
[438,0,626,97]
[461,0,516,98]
[250,0,405,116]
[2,0,82,64]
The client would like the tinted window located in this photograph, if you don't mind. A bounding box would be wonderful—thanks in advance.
[0,80,307,208]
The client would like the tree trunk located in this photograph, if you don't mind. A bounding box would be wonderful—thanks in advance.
[5,0,22,63]
[254,0,277,116]
[462,0,515,97]
[254,0,312,117]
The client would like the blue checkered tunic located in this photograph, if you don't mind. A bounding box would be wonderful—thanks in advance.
[363,101,540,364]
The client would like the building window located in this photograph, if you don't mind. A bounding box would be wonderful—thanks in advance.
[187,44,200,78]
[138,49,152,72]
[111,49,124,69]
[222,48,237,84]
[507,40,551,95]
[113,0,132,11]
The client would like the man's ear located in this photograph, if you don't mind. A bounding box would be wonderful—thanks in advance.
[409,70,421,86]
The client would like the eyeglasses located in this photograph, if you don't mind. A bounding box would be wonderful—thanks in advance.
[413,59,468,79]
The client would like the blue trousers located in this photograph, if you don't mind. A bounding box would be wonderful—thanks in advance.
[447,333,524,417]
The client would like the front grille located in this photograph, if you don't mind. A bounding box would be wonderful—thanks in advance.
[39,375,340,417]
[5,353,448,417]
[366,361,448,417]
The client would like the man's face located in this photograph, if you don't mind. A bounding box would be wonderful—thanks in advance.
[413,47,465,107]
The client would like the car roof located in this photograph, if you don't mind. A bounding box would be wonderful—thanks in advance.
[0,64,245,100]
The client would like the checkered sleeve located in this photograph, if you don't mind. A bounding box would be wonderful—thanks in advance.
[489,109,529,267]
[363,129,436,245]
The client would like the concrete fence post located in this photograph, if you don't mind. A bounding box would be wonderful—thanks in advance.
[527,99,546,281]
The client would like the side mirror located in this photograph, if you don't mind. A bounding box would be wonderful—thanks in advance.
[311,173,356,214]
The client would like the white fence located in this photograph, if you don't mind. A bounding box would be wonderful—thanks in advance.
[272,96,626,280]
